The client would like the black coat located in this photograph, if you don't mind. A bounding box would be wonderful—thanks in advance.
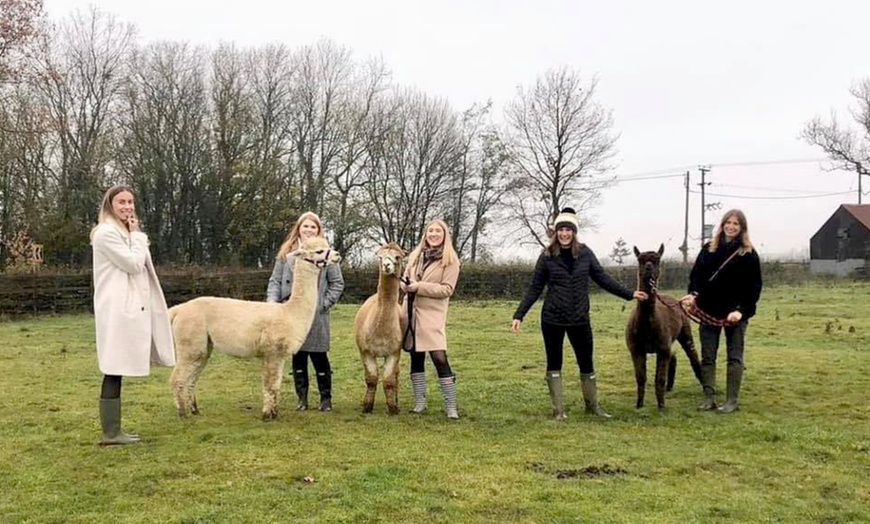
[513,245,635,326]
[688,240,762,320]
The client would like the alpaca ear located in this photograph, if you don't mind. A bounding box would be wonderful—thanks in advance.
[657,243,664,256]
[633,246,640,257]
[288,248,300,258]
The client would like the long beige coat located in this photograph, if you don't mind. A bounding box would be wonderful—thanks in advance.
[92,223,175,376]
[403,258,460,352]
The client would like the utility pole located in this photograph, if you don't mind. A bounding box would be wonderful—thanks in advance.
[679,170,690,263]
[859,162,866,204]
[698,166,710,245]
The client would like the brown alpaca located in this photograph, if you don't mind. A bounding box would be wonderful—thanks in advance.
[353,242,407,414]
[168,237,340,420]
[625,244,703,412]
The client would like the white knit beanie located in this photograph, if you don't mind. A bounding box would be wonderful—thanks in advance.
[553,207,579,233]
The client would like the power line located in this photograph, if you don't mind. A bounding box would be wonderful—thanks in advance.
[712,183,838,194]
[614,172,685,182]
[708,158,826,168]
[613,157,829,181]
[688,189,853,200]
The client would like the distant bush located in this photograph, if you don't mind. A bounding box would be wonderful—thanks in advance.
[0,261,818,315]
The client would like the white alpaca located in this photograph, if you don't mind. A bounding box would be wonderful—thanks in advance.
[353,242,407,414]
[168,237,340,420]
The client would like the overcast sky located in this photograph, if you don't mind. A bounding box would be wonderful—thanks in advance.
[43,0,870,261]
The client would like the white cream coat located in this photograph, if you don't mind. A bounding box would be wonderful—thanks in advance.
[92,222,175,376]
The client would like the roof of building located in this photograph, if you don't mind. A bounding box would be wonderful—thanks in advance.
[842,204,870,230]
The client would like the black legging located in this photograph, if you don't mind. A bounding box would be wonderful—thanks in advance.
[292,351,331,376]
[541,321,595,374]
[101,374,122,399]
[410,350,453,378]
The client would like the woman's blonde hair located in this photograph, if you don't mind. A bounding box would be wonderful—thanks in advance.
[276,211,324,261]
[407,219,459,270]
[709,208,754,255]
[89,185,134,241]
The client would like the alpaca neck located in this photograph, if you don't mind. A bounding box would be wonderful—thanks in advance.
[637,276,657,316]
[284,261,320,314]
[376,273,400,306]
[372,272,401,326]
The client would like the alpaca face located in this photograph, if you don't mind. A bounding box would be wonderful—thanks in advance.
[376,243,407,276]
[296,237,341,267]
[633,244,665,292]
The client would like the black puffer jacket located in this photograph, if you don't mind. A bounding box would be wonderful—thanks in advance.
[513,245,635,326]
[688,239,762,319]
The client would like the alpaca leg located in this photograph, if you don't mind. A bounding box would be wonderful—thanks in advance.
[170,343,208,417]
[632,353,647,409]
[677,324,703,385]
[261,353,286,421]
[383,352,401,415]
[666,354,677,392]
[654,352,671,413]
[361,353,379,414]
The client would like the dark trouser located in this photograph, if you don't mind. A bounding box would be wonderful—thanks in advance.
[410,350,453,378]
[292,351,331,376]
[541,321,594,373]
[292,351,331,399]
[101,374,122,399]
[699,320,748,368]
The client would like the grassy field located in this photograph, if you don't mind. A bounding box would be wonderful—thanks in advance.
[1,282,868,523]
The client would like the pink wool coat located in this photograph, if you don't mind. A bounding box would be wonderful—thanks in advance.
[92,223,175,376]
[403,257,460,352]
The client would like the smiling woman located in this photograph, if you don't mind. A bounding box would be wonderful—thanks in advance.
[89,185,176,445]
[511,207,648,420]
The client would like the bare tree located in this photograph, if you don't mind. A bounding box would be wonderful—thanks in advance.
[288,38,354,215]
[116,41,211,263]
[325,56,391,262]
[448,102,511,262]
[31,7,135,263]
[243,43,299,264]
[365,88,463,250]
[802,79,870,203]
[503,67,618,248]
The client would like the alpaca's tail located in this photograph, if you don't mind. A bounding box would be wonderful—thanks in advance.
[167,304,182,328]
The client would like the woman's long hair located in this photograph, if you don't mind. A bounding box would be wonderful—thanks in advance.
[276,212,324,261]
[546,228,582,257]
[407,219,460,270]
[708,209,754,255]
[89,185,134,241]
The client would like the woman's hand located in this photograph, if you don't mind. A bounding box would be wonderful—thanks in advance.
[405,281,419,293]
[726,310,743,324]
[680,294,696,307]
[633,291,649,301]
[511,319,522,334]
[126,215,140,232]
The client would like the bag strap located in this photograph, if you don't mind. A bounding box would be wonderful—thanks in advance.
[708,249,740,283]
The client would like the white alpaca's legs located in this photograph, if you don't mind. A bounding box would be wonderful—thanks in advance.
[261,351,287,420]
[361,353,379,413]
[383,352,401,415]
[170,325,210,417]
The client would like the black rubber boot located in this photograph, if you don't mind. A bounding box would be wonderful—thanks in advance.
[316,372,332,412]
[99,398,140,446]
[293,367,309,411]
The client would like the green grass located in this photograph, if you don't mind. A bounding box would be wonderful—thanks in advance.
[1,282,868,523]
